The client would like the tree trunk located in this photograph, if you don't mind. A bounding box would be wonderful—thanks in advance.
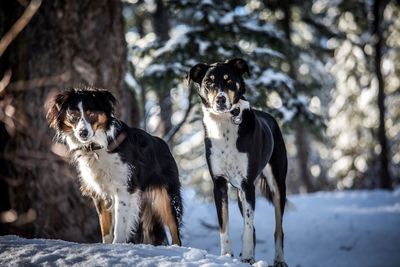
[0,0,134,241]
[153,0,172,138]
[373,0,392,190]
[281,0,315,192]
[294,122,315,192]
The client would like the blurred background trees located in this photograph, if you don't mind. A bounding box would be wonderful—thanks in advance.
[124,0,399,194]
[0,0,399,241]
[0,0,136,241]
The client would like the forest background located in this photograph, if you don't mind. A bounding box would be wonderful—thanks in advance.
[0,0,398,242]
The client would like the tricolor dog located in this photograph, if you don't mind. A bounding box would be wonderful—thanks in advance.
[189,58,288,266]
[46,87,182,246]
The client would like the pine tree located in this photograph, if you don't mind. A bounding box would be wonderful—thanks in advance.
[124,0,331,193]
[128,0,323,134]
[324,0,399,189]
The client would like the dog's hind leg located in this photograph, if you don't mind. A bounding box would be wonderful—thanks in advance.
[270,177,288,267]
[150,187,182,246]
[213,177,233,256]
[269,147,288,267]
[167,188,183,245]
[139,201,168,245]
[238,180,256,264]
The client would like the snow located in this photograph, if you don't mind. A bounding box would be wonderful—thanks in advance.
[219,12,235,25]
[0,237,246,267]
[154,25,190,57]
[196,40,211,55]
[143,64,166,76]
[217,47,233,57]
[257,69,294,92]
[1,188,400,267]
[253,47,285,59]
[241,21,283,39]
[278,106,296,122]
[143,62,185,77]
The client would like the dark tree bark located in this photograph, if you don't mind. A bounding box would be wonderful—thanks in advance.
[153,0,173,138]
[0,0,136,241]
[373,0,392,190]
[281,0,315,193]
[294,122,315,192]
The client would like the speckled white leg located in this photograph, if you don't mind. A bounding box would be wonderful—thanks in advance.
[238,190,255,262]
[125,191,141,241]
[113,192,131,243]
[220,227,233,256]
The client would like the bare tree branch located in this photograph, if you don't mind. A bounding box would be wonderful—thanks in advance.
[164,86,194,143]
[6,71,71,91]
[0,70,12,97]
[0,0,42,56]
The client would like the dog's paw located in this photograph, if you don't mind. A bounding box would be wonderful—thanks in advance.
[102,234,113,244]
[241,257,255,264]
[273,261,288,267]
[221,252,234,257]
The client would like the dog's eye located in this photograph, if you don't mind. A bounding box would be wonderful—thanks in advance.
[87,111,96,118]
[204,81,213,91]
[67,113,79,123]
[86,111,97,121]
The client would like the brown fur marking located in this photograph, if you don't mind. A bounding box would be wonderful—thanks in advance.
[96,199,112,240]
[143,187,181,246]
[140,201,164,244]
[91,112,108,132]
[227,89,236,103]
[61,118,74,133]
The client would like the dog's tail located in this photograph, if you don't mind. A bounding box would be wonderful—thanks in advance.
[259,174,274,203]
[259,175,296,211]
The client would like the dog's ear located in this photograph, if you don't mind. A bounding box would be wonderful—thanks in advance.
[97,90,116,114]
[188,63,209,85]
[226,58,250,77]
[46,90,72,129]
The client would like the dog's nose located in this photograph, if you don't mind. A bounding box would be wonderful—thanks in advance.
[79,129,89,138]
[216,95,226,106]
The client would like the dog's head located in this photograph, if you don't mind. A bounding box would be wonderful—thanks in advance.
[46,87,116,145]
[188,58,249,113]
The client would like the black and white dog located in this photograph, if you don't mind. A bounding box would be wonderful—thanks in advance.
[189,59,288,266]
[46,87,182,246]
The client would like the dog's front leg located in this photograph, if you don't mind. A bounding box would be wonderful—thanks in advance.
[238,181,256,263]
[112,191,131,243]
[92,197,113,244]
[213,177,233,256]
[105,198,115,244]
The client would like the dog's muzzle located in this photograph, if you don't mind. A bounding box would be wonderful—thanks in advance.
[216,95,226,108]
[214,92,231,112]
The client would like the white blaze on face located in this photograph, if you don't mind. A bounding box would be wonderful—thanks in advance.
[212,90,232,113]
[74,101,94,143]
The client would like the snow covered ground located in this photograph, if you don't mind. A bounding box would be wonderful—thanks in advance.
[1,187,400,267]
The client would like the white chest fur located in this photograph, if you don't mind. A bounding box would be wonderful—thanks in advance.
[77,149,131,198]
[65,127,131,199]
[203,110,249,188]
